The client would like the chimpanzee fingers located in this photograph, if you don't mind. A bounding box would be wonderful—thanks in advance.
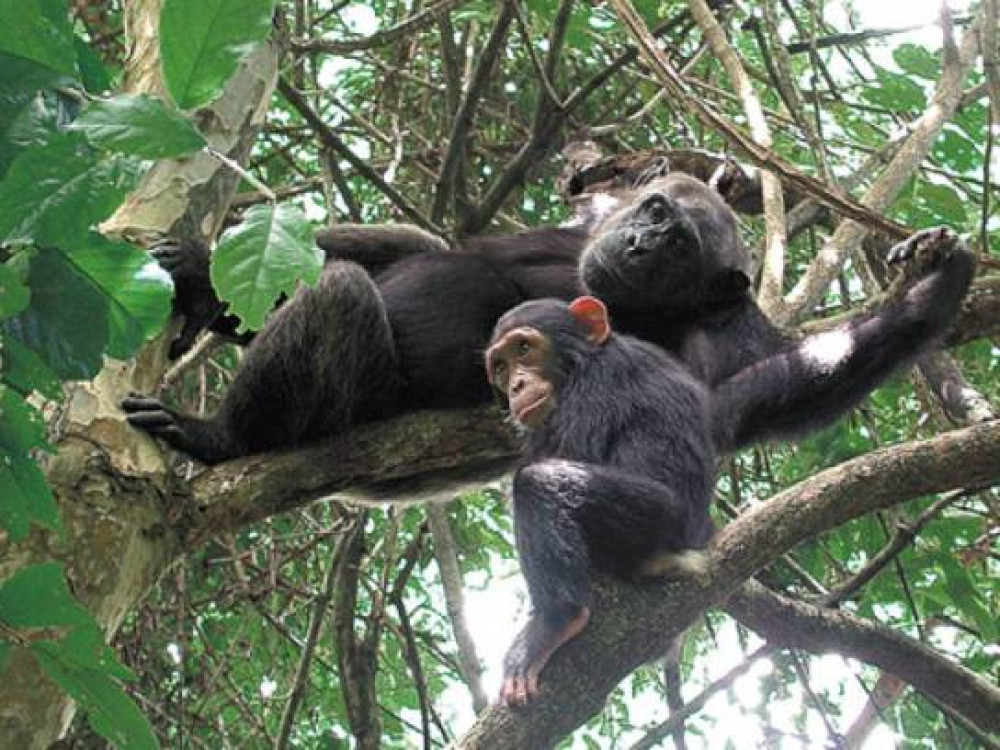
[124,409,175,430]
[149,240,185,272]
[886,226,957,267]
[121,394,167,412]
[525,671,540,702]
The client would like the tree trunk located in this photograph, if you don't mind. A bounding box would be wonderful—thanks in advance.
[0,2,281,744]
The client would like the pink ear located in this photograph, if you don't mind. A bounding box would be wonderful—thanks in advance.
[568,296,611,344]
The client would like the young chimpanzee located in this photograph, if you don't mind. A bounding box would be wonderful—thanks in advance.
[485,227,973,706]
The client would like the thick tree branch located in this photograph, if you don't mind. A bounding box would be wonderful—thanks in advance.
[777,8,983,323]
[712,421,1000,582]
[726,580,1000,735]
[181,407,518,550]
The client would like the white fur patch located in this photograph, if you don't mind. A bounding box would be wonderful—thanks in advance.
[801,329,854,371]
[561,193,623,228]
[638,549,710,579]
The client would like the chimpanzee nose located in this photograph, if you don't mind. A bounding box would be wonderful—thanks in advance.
[625,233,650,260]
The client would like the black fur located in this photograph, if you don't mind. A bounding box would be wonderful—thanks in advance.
[581,172,787,384]
[496,227,974,701]
[123,225,587,463]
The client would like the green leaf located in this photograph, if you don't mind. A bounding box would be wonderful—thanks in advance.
[0,562,91,629]
[68,94,206,159]
[160,0,276,110]
[0,264,29,319]
[861,67,926,113]
[66,234,173,359]
[3,247,110,380]
[931,128,980,173]
[916,182,967,226]
[0,134,140,247]
[940,559,999,643]
[210,203,321,331]
[0,0,76,77]
[0,450,59,540]
[1,335,63,399]
[73,35,113,94]
[33,626,159,750]
[0,385,48,455]
[893,44,940,80]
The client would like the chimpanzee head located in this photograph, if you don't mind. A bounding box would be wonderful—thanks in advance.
[580,172,751,314]
[486,298,610,429]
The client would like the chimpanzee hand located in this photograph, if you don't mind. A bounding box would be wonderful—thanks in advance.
[121,393,231,464]
[150,238,210,281]
[149,238,230,359]
[121,394,186,443]
[886,227,961,282]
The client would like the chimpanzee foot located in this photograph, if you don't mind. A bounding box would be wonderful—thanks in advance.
[499,607,591,708]
[121,393,233,464]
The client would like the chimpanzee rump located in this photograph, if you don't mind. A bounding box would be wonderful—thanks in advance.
[486,227,973,705]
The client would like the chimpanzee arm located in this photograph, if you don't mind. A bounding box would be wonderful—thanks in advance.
[313,224,448,274]
[150,238,246,359]
[714,227,975,452]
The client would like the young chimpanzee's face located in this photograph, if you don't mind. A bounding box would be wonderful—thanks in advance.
[485,326,557,430]
[486,296,612,430]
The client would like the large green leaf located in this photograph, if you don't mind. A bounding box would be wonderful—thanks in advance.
[33,626,158,750]
[0,449,59,541]
[861,66,926,113]
[0,562,91,629]
[0,385,48,456]
[73,35,112,94]
[0,0,76,77]
[3,248,109,380]
[66,234,173,359]
[0,134,139,247]
[160,0,276,110]
[0,264,29,319]
[68,94,206,160]
[210,203,321,331]
[1,335,63,399]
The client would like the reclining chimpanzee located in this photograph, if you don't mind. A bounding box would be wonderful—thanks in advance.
[484,226,973,704]
[123,167,968,465]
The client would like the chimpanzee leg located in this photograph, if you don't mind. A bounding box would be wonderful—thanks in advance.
[501,459,709,705]
[123,261,399,464]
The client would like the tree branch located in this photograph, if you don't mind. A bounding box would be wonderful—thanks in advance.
[726,580,1000,735]
[181,407,518,550]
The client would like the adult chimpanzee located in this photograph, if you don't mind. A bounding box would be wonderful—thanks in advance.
[119,169,762,464]
[580,170,787,385]
[486,227,973,705]
[121,223,589,464]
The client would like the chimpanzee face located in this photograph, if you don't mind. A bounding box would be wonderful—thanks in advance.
[580,172,746,313]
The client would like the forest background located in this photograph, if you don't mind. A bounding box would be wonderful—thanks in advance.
[0,0,998,748]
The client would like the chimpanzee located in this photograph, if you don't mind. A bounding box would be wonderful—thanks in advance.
[486,227,973,705]
[119,169,762,463]
[580,171,787,385]
[121,223,589,464]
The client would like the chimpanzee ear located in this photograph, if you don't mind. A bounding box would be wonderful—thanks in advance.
[568,296,611,344]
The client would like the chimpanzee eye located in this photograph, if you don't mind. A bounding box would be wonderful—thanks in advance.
[493,361,508,383]
[517,340,532,357]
